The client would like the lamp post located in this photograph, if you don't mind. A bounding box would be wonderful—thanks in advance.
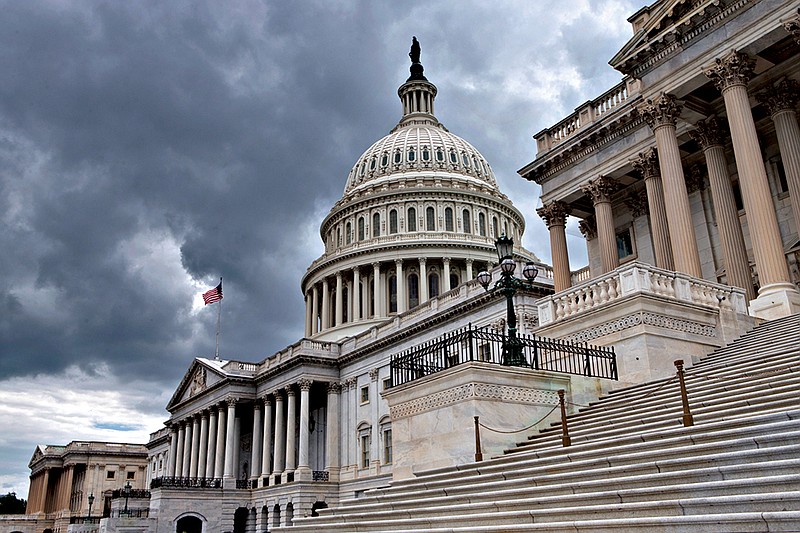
[86,492,94,523]
[122,480,131,516]
[477,234,539,366]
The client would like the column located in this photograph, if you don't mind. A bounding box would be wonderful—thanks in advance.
[705,51,799,314]
[232,416,241,480]
[582,177,620,273]
[260,396,273,483]
[466,258,474,281]
[197,412,209,479]
[537,201,571,291]
[372,263,381,317]
[206,408,217,478]
[369,369,380,472]
[759,79,800,234]
[223,398,237,479]
[353,267,361,321]
[641,93,703,277]
[631,148,675,270]
[325,382,341,476]
[251,401,263,480]
[167,426,178,478]
[297,380,312,475]
[443,258,451,291]
[321,278,330,330]
[285,386,297,474]
[335,272,343,326]
[395,259,406,313]
[690,117,754,299]
[419,258,428,303]
[189,415,200,477]
[174,423,185,477]
[311,285,319,335]
[273,392,286,476]
[305,292,312,337]
[181,420,192,478]
[214,404,226,478]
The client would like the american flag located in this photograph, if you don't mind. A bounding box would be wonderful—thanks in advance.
[202,281,223,305]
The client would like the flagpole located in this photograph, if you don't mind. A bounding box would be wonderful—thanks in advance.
[215,277,222,360]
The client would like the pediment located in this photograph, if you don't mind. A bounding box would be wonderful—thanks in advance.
[166,358,227,410]
[28,445,46,468]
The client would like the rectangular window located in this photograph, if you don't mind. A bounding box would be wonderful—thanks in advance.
[106,470,115,480]
[383,378,391,391]
[478,343,491,362]
[383,429,393,464]
[616,228,634,260]
[360,434,371,468]
[360,385,369,404]
[126,471,135,480]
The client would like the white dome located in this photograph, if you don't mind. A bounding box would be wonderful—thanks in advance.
[344,124,498,194]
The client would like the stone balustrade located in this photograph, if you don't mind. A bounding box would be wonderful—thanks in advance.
[537,261,747,326]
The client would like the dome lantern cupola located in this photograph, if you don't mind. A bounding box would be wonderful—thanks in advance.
[397,37,438,129]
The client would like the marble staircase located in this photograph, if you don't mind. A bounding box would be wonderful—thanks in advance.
[282,313,800,532]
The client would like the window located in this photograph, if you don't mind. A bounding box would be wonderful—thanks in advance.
[462,209,471,234]
[394,149,402,164]
[479,212,486,236]
[126,471,135,480]
[478,343,491,362]
[369,157,376,171]
[389,275,397,313]
[407,148,415,162]
[372,213,380,238]
[408,273,419,308]
[450,273,460,289]
[337,228,341,247]
[429,273,439,298]
[360,385,369,403]
[445,208,454,231]
[422,146,430,161]
[343,287,349,322]
[389,209,398,234]
[426,206,436,231]
[360,434,371,468]
[383,428,393,464]
[436,147,444,162]
[107,470,115,480]
[383,377,391,390]
[449,150,457,164]
[462,153,470,167]
[407,207,417,231]
[492,216,499,238]
[381,153,389,167]
[616,228,635,260]
[346,222,352,244]
[358,217,365,241]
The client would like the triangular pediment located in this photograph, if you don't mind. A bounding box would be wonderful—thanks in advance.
[28,445,46,468]
[611,0,741,75]
[166,358,228,410]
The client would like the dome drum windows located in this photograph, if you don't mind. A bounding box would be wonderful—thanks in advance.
[426,206,436,231]
[394,149,402,165]
[389,209,398,234]
[444,207,454,232]
[462,209,471,234]
[407,207,417,232]
[422,146,430,161]
[358,217,365,241]
[407,148,416,162]
[372,213,381,238]
[381,152,389,168]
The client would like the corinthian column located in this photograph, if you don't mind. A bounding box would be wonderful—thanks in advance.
[690,116,754,299]
[181,419,192,478]
[206,409,217,478]
[631,148,674,270]
[705,51,799,316]
[167,426,178,478]
[305,292,312,337]
[321,278,330,330]
[418,257,428,304]
[372,263,381,317]
[395,259,405,313]
[285,386,297,474]
[214,403,226,478]
[223,398,237,479]
[251,401,263,480]
[353,267,361,321]
[537,201,571,291]
[582,177,619,274]
[335,272,343,326]
[641,93,702,277]
[297,380,312,476]
[758,79,800,234]
[311,285,319,335]
[197,412,209,479]
[273,392,286,477]
[326,382,341,477]
[260,396,273,483]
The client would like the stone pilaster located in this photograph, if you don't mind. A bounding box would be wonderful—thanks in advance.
[641,94,702,277]
[705,51,799,317]
[690,116,754,299]
[578,216,596,240]
[443,258,451,291]
[465,258,474,282]
[537,200,571,291]
[372,262,381,317]
[582,176,619,274]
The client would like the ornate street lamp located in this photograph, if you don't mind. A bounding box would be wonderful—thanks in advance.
[122,481,132,516]
[477,235,539,366]
[86,492,95,523]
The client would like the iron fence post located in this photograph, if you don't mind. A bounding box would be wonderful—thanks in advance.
[675,359,694,427]
[558,389,571,447]
[474,416,483,462]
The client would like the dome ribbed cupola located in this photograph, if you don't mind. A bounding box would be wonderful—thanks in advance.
[301,38,537,341]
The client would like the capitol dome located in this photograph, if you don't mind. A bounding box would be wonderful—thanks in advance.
[301,39,538,341]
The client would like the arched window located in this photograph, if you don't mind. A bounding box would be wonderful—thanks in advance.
[345,222,352,244]
[273,505,281,528]
[422,146,430,161]
[337,228,342,247]
[286,503,294,527]
[450,273,460,289]
[176,516,203,533]
[426,206,436,231]
[369,157,377,171]
[394,149,402,164]
[372,213,380,238]
[358,217,365,241]
[429,273,439,298]
[436,147,445,162]
[445,208,454,232]
[492,216,499,238]
[388,276,397,313]
[381,152,389,167]
[462,209,471,234]
[407,207,417,231]
[449,150,458,164]
[407,148,415,162]
[479,212,486,236]
[408,273,419,308]
[503,221,508,236]
[234,507,248,533]
[389,209,398,234]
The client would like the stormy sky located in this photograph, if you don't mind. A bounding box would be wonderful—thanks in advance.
[0,0,638,497]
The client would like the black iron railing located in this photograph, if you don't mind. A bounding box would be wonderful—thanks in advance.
[312,470,330,482]
[69,517,101,524]
[150,477,222,489]
[389,324,617,387]
[111,488,150,499]
[113,508,149,518]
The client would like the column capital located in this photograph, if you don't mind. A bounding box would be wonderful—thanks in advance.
[335,271,342,280]
[690,116,725,150]
[260,394,272,406]
[352,265,360,274]
[631,147,660,179]
[252,401,262,412]
[578,216,597,240]
[225,396,237,407]
[418,257,427,265]
[757,78,800,116]
[536,201,568,228]
[394,258,404,266]
[465,258,473,265]
[344,377,357,389]
[298,379,313,391]
[284,385,296,397]
[783,11,800,45]
[704,50,755,92]
[200,410,209,420]
[327,381,342,394]
[372,261,380,269]
[443,257,451,264]
[640,93,682,130]
[625,190,648,218]
[582,176,618,204]
[369,368,379,382]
